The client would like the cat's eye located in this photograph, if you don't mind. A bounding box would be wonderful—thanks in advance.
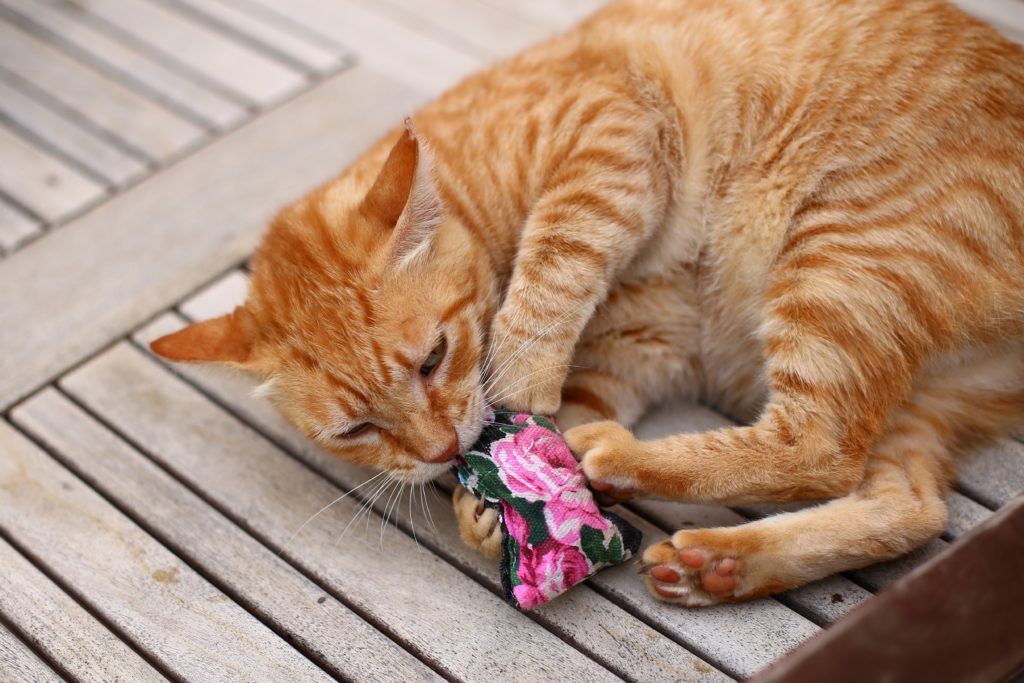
[420,336,447,377]
[337,422,371,438]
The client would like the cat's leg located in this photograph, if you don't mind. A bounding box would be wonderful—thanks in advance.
[641,348,1024,604]
[556,266,703,431]
[565,234,963,504]
[641,417,950,605]
[485,100,677,415]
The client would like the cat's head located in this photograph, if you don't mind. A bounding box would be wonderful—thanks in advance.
[151,121,495,483]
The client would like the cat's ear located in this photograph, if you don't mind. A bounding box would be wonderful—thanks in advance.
[361,118,442,269]
[150,307,255,366]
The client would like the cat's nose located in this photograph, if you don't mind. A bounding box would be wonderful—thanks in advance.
[424,432,459,463]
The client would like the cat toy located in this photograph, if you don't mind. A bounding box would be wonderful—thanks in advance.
[454,411,642,610]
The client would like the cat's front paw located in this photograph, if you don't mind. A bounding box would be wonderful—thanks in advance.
[564,421,643,501]
[453,486,502,560]
[486,333,566,414]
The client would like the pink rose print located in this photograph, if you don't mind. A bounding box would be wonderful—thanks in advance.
[501,501,530,545]
[492,425,580,502]
[543,487,610,544]
[512,541,592,609]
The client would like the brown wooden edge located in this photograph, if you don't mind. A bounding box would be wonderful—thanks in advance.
[750,493,1024,683]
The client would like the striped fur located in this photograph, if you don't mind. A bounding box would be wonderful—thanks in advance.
[152,0,1024,605]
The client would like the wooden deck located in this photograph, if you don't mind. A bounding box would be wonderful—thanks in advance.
[1,1,1022,680]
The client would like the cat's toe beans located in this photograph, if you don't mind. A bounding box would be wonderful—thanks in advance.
[702,560,738,594]
[650,565,681,583]
[678,548,707,568]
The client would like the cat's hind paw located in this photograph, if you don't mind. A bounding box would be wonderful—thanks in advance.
[641,527,789,606]
[453,486,502,560]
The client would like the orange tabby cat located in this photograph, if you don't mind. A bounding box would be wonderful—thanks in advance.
[152,0,1024,605]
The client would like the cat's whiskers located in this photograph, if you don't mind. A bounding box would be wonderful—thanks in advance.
[485,363,580,408]
[482,308,577,397]
[280,470,387,556]
[335,474,395,548]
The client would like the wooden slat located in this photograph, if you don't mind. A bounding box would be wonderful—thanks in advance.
[0,123,105,223]
[60,344,620,682]
[12,389,442,683]
[178,269,249,321]
[0,65,423,411]
[957,439,1024,509]
[0,0,245,130]
[0,623,60,683]
[0,421,332,681]
[130,314,815,681]
[0,79,146,187]
[0,198,42,253]
[0,534,163,682]
[241,0,482,94]
[79,0,305,106]
[134,313,731,683]
[477,0,606,30]
[0,19,203,160]
[352,0,553,60]
[165,0,345,74]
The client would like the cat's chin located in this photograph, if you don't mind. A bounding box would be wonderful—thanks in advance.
[395,460,454,484]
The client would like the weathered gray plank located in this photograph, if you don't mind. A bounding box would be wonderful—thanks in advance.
[0,65,425,411]
[0,421,332,681]
[0,79,146,187]
[0,198,41,253]
[0,19,203,159]
[134,313,731,683]
[178,269,249,321]
[477,0,606,30]
[165,0,345,74]
[591,509,818,679]
[352,0,552,60]
[61,344,619,682]
[80,0,305,105]
[0,623,60,683]
[958,439,1024,509]
[12,388,442,683]
[242,0,482,94]
[0,534,163,682]
[0,0,245,130]
[0,123,105,223]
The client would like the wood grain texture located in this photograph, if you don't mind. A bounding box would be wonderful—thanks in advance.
[0,19,204,160]
[351,0,552,60]
[0,0,246,130]
[0,123,105,223]
[78,0,305,106]
[0,78,147,187]
[0,198,41,253]
[0,421,332,681]
[163,0,346,75]
[0,534,163,682]
[133,313,730,683]
[0,66,422,411]
[12,388,442,683]
[60,343,619,682]
[178,269,249,321]
[241,0,482,94]
[0,622,60,683]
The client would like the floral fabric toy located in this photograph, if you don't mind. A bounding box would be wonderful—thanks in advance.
[454,410,642,610]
